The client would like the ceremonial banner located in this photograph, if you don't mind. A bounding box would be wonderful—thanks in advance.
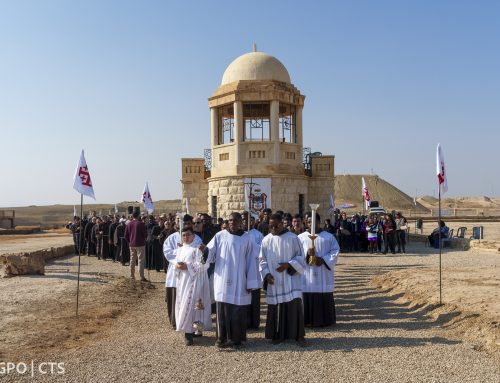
[328,193,335,214]
[244,178,271,218]
[362,177,371,210]
[141,182,154,214]
[436,143,448,194]
[73,150,95,199]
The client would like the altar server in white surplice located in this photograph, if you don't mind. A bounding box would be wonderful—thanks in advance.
[203,212,259,349]
[163,215,202,328]
[298,211,340,327]
[175,227,212,346]
[259,213,307,346]
[243,212,264,330]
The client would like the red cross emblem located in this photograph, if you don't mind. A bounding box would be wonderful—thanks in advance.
[438,163,445,184]
[78,166,92,187]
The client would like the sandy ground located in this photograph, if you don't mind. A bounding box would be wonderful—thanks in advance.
[0,234,499,382]
[0,232,73,254]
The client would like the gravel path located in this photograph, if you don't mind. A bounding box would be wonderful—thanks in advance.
[2,243,499,383]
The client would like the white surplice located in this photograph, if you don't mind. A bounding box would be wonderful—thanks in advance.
[259,231,306,305]
[247,228,264,289]
[163,231,202,288]
[174,244,212,333]
[206,230,259,305]
[298,230,340,293]
[248,228,264,246]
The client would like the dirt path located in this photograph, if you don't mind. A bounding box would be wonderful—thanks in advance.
[1,243,499,382]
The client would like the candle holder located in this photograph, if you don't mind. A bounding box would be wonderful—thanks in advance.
[308,203,320,266]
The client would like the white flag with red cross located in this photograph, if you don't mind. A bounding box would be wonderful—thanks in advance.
[328,193,335,214]
[436,143,448,194]
[73,150,95,199]
[362,177,371,210]
[141,182,154,214]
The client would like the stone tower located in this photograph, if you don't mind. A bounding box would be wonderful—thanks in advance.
[181,50,335,219]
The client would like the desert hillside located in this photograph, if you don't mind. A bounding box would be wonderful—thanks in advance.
[334,175,429,212]
[1,200,182,228]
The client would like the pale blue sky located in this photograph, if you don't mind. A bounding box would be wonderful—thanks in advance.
[1,0,499,207]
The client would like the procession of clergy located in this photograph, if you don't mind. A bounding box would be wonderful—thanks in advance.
[166,209,339,348]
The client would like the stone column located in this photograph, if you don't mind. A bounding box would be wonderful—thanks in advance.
[210,107,218,148]
[296,105,303,146]
[233,101,242,166]
[270,100,280,164]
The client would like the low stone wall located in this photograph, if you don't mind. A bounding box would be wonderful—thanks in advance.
[408,233,470,250]
[0,227,41,235]
[0,244,74,278]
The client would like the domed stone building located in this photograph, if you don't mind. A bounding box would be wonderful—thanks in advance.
[181,48,335,219]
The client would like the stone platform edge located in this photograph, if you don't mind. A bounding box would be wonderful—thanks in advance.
[0,244,75,277]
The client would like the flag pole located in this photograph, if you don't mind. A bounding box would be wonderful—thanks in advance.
[76,193,83,316]
[438,187,442,305]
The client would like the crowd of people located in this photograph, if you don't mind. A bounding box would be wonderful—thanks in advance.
[327,210,409,254]
[66,207,410,348]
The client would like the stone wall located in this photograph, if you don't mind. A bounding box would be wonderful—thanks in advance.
[207,175,339,219]
[0,244,74,278]
[181,158,209,214]
[307,177,335,219]
[271,176,309,214]
[182,180,209,215]
[208,177,246,219]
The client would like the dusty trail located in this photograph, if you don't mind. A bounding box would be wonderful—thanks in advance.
[1,243,499,382]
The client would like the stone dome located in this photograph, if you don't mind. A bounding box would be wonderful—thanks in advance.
[221,51,291,85]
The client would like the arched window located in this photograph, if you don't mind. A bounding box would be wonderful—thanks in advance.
[243,103,270,141]
[279,104,296,143]
[218,105,234,145]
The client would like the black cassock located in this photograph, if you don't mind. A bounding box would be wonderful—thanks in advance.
[108,222,118,261]
[114,224,130,265]
[100,221,111,260]
[146,224,164,271]
[85,222,96,255]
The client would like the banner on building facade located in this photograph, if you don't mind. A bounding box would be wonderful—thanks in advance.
[244,178,272,218]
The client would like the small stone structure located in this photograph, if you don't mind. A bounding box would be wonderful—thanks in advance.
[181,49,335,219]
[0,245,74,277]
[0,210,15,229]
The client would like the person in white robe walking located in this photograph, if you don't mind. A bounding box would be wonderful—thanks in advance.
[163,215,202,328]
[202,212,259,348]
[175,227,212,346]
[260,213,307,345]
[298,211,340,327]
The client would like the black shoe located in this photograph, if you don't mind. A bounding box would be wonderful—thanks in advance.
[185,333,194,346]
[215,340,228,348]
[227,341,243,349]
[296,337,308,348]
